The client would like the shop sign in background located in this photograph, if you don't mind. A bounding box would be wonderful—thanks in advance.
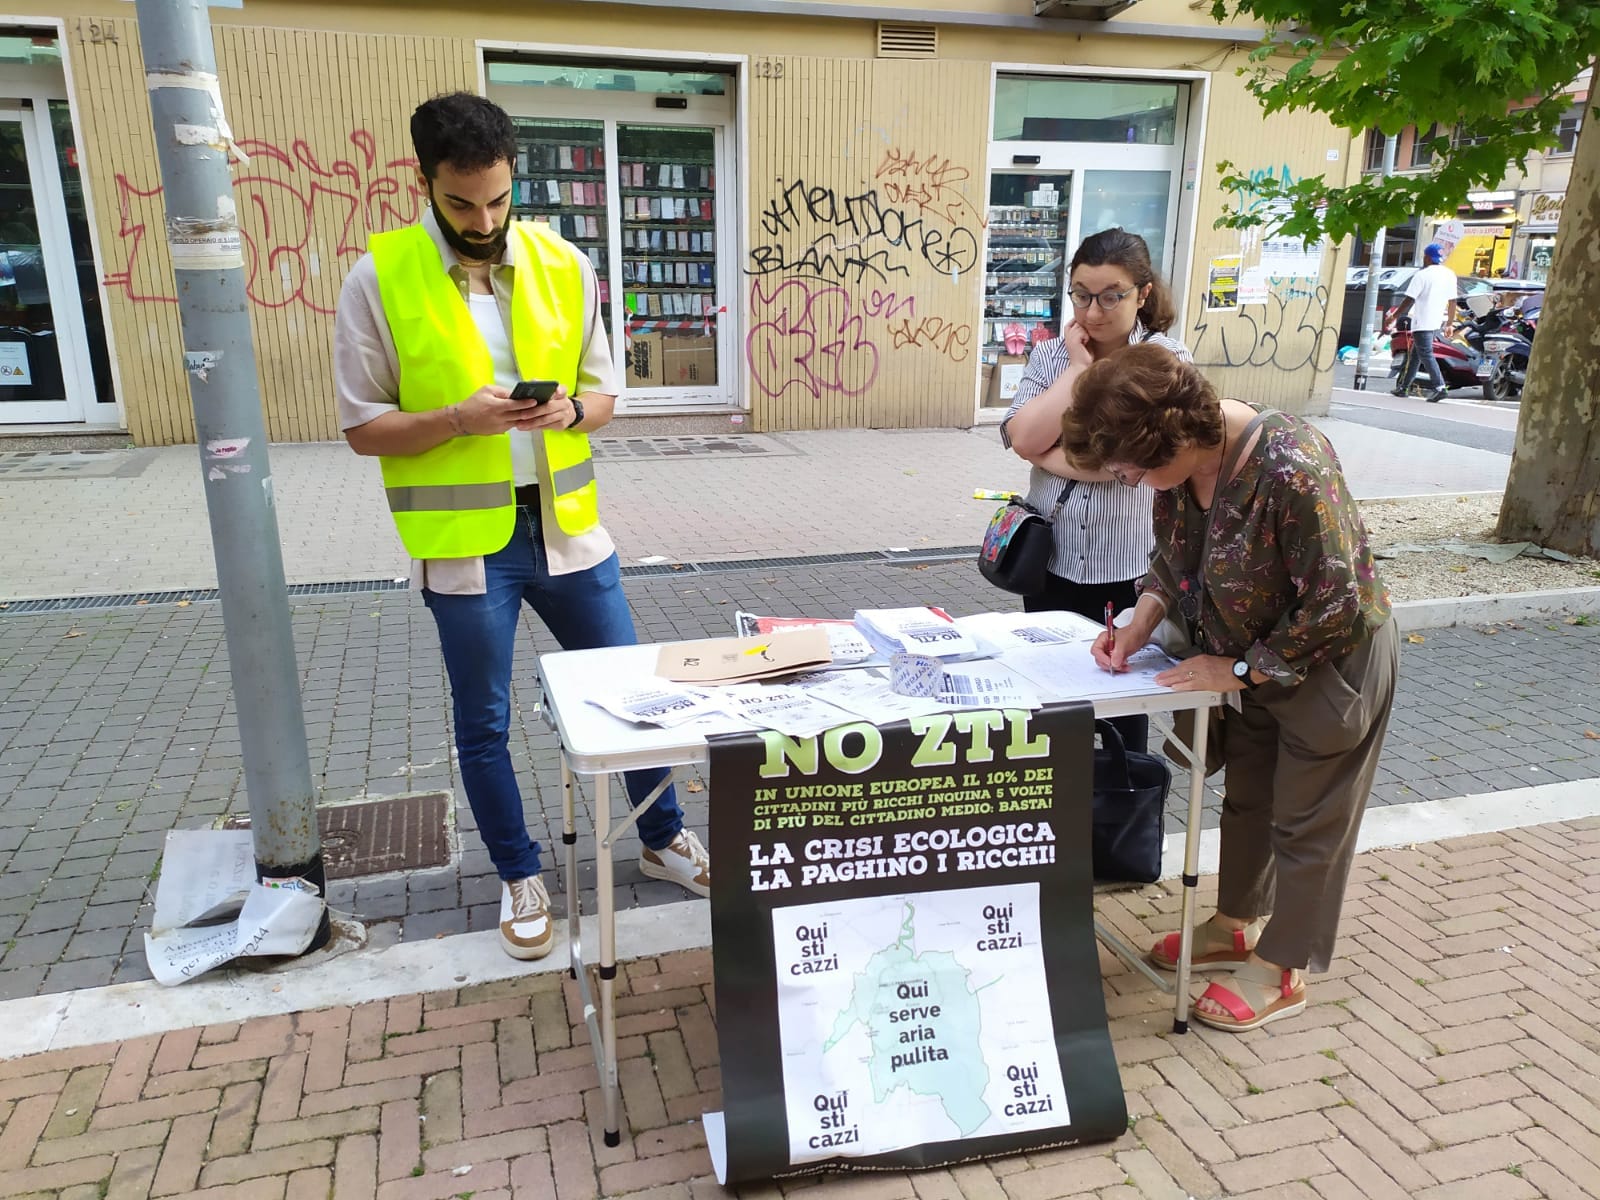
[706,703,1126,1183]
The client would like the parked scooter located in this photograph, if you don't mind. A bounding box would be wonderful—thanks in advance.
[1388,322,1484,393]
[1477,311,1538,402]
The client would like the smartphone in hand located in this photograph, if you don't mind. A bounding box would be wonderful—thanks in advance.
[509,379,559,404]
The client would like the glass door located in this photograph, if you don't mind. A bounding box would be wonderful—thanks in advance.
[0,106,74,420]
[981,173,1071,409]
[509,117,612,342]
[615,123,721,403]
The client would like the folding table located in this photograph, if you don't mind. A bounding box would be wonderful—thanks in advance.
[538,642,1220,1146]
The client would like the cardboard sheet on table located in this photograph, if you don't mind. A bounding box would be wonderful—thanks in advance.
[656,629,831,684]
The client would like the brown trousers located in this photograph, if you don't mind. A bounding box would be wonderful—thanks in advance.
[1217,619,1399,973]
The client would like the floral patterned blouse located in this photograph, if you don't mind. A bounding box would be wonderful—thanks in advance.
[1139,408,1391,686]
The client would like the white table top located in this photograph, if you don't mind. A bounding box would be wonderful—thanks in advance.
[538,643,1222,775]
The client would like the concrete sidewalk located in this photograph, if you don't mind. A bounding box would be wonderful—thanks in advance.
[1,818,1597,1200]
[0,418,1512,601]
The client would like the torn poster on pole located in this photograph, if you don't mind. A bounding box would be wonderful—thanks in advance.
[144,829,325,985]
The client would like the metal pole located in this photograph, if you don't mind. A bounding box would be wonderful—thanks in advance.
[134,0,328,950]
[1352,131,1399,392]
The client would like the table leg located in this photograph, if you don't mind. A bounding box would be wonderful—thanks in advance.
[562,754,579,980]
[1171,710,1209,1034]
[593,770,622,1147]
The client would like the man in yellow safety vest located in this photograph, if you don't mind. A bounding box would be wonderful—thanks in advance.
[334,92,709,961]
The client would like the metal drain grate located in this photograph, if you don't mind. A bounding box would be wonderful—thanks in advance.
[590,434,791,460]
[225,792,452,880]
[0,449,148,480]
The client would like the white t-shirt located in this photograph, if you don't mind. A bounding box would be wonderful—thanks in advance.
[1404,264,1457,332]
[466,292,539,487]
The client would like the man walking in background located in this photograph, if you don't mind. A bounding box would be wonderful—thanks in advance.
[332,92,710,961]
[1383,242,1458,403]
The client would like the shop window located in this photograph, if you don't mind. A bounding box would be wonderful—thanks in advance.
[993,75,1179,144]
[1554,104,1583,155]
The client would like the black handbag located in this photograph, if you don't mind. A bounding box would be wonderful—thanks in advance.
[977,485,1072,596]
[1091,719,1171,884]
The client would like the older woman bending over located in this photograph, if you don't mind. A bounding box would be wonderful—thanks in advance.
[1063,345,1398,1032]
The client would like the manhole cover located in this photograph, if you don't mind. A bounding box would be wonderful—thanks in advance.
[224,792,452,880]
[0,449,149,480]
[589,434,793,461]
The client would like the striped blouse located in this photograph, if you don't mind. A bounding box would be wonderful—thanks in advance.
[999,321,1194,584]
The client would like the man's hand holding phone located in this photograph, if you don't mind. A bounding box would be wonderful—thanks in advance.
[451,380,573,435]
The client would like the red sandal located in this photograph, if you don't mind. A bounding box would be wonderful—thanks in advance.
[1149,915,1265,972]
[1192,961,1306,1032]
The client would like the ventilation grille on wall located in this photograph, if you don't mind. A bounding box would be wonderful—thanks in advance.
[876,22,938,59]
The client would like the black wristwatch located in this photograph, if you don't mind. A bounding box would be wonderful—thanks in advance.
[1232,659,1257,688]
[566,398,585,430]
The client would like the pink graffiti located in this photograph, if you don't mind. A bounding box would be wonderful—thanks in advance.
[102,129,426,313]
[746,278,881,400]
[874,148,986,230]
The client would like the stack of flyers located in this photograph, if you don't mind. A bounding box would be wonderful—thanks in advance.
[711,684,858,737]
[587,681,726,728]
[733,612,877,665]
[853,607,980,660]
[953,610,1104,656]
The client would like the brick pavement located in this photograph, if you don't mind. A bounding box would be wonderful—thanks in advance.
[1,819,1597,1199]
[5,563,1600,1000]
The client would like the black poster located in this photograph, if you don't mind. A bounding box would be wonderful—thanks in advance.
[708,703,1126,1183]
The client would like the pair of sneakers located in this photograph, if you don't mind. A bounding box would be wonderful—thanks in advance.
[498,830,712,960]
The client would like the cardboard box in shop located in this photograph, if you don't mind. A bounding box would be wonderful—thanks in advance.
[662,335,718,387]
[625,331,664,388]
[984,354,1028,408]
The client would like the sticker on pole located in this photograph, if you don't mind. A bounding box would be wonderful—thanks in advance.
[144,829,325,985]
[169,230,244,271]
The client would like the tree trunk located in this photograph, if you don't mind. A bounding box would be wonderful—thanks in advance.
[1496,110,1600,558]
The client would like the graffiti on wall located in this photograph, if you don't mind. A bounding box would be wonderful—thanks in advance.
[1190,281,1340,373]
[102,129,426,313]
[745,145,979,400]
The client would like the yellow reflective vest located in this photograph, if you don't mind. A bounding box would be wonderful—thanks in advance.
[369,221,599,559]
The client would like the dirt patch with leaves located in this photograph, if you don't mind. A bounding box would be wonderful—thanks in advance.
[1358,492,1600,602]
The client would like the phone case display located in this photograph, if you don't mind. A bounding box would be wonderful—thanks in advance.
[510,117,611,336]
[617,124,718,388]
[982,175,1071,385]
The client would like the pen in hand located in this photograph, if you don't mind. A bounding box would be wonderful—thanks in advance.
[1103,601,1119,673]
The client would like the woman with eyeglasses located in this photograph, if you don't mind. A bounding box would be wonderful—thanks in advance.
[1064,344,1398,1032]
[1001,227,1191,755]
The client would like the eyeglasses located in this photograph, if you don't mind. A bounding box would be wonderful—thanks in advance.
[1109,465,1147,488]
[1068,285,1139,311]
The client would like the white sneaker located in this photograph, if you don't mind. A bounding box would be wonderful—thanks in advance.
[499,876,554,960]
[640,830,711,898]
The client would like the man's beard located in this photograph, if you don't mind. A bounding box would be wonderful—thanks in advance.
[432,189,510,263]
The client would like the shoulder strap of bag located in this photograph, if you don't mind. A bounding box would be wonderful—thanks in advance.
[1199,410,1270,561]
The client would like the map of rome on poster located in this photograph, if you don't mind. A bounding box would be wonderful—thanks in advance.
[774,882,1069,1164]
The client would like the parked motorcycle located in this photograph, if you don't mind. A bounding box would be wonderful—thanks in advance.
[1477,312,1538,403]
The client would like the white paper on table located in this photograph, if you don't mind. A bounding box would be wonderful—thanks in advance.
[587,680,726,727]
[932,661,1041,710]
[144,883,325,986]
[1000,643,1179,699]
[953,610,1104,656]
[853,606,980,659]
[788,668,945,724]
[712,684,860,737]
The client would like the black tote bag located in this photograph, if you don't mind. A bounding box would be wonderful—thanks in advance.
[1092,719,1171,884]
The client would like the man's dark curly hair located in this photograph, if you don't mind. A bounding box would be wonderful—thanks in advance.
[410,92,517,180]
[1060,343,1224,470]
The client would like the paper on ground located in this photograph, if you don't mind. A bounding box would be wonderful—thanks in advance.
[1000,643,1178,699]
[954,610,1104,655]
[704,1111,728,1183]
[145,829,324,986]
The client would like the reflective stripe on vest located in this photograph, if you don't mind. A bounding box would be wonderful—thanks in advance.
[370,222,599,559]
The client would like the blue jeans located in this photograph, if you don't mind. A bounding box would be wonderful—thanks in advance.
[1397,328,1445,392]
[423,507,683,881]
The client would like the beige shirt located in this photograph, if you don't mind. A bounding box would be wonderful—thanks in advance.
[333,210,619,590]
